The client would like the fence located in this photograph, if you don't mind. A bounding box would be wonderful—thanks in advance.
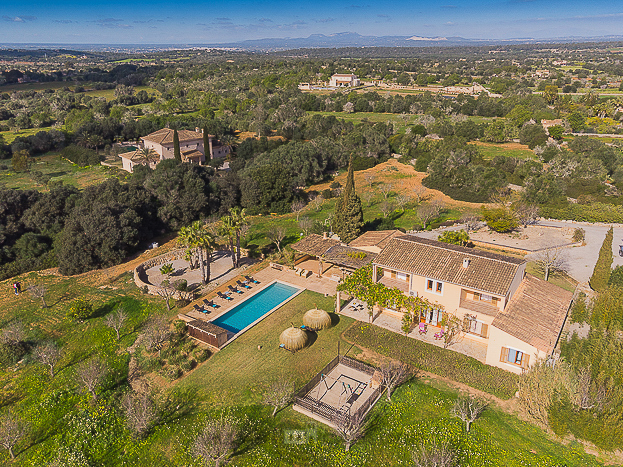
[294,355,382,427]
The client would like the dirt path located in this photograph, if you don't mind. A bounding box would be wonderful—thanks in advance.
[309,159,488,210]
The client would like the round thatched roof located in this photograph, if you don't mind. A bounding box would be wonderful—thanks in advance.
[279,325,308,351]
[303,308,332,331]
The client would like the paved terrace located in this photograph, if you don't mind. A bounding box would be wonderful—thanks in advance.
[339,299,488,362]
[181,263,339,323]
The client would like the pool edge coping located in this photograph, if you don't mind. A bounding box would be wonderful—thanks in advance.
[212,279,306,349]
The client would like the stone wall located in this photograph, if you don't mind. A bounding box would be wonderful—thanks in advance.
[134,249,189,299]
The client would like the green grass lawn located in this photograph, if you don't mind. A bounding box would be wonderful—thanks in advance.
[470,142,536,160]
[0,153,123,191]
[0,127,59,144]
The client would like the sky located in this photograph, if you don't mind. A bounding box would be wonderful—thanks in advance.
[1,0,623,44]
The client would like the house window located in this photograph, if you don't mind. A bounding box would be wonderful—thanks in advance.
[473,292,499,306]
[426,279,443,295]
[500,347,530,369]
[463,315,488,338]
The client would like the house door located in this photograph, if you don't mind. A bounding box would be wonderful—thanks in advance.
[425,309,443,326]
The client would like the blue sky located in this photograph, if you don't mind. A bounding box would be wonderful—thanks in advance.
[1,0,623,44]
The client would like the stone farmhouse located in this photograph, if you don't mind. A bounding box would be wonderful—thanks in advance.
[119,127,230,173]
[329,74,360,87]
[293,232,573,375]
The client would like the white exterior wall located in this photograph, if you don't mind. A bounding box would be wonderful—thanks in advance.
[142,138,204,161]
[486,326,547,374]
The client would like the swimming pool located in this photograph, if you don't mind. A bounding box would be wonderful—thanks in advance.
[211,282,301,334]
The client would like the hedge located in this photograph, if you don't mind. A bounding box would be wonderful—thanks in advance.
[540,202,623,224]
[344,322,519,399]
[589,226,613,292]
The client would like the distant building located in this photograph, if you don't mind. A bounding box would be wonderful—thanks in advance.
[119,127,230,173]
[329,74,360,87]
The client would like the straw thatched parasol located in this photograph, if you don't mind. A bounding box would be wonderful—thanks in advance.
[303,307,332,331]
[279,324,308,352]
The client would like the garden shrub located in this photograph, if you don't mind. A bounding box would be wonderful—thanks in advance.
[481,207,518,233]
[572,228,585,243]
[344,322,519,399]
[540,202,623,223]
[66,298,95,320]
[569,293,589,323]
[0,341,27,368]
[589,227,613,292]
[608,266,623,287]
[438,229,470,246]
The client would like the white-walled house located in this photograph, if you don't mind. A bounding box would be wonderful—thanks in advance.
[370,235,573,374]
[329,74,360,87]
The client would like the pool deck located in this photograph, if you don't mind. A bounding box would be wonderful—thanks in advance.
[180,263,339,324]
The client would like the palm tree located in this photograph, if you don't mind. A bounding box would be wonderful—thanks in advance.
[137,147,159,164]
[219,216,237,269]
[229,207,248,268]
[179,221,218,284]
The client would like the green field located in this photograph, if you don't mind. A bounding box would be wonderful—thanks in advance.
[0,153,124,190]
[469,142,536,160]
[0,127,59,144]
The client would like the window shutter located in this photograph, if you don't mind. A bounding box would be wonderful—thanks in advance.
[521,353,531,369]
[500,347,509,362]
[480,323,489,338]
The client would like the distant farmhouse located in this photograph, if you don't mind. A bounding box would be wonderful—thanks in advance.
[120,127,230,173]
[329,74,360,87]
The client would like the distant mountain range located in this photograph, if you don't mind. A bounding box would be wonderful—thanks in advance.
[3,32,623,53]
[207,32,623,51]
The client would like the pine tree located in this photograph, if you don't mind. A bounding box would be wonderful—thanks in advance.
[333,156,363,243]
[173,129,181,161]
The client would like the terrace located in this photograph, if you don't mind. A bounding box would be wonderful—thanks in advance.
[293,355,383,429]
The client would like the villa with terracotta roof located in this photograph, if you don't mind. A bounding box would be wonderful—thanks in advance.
[119,127,231,173]
[369,235,573,374]
[293,231,574,374]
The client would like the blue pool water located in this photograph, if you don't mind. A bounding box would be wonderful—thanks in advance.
[211,282,300,334]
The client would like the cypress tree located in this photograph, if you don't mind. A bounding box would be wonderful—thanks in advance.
[589,227,613,292]
[202,127,210,162]
[333,156,363,243]
[173,129,181,161]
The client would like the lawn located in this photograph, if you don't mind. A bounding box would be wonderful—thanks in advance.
[470,141,536,160]
[306,110,419,132]
[0,153,123,191]
[83,85,160,101]
[1,127,59,144]
[179,290,350,405]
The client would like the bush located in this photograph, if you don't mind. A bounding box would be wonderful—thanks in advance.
[540,202,623,223]
[66,298,95,320]
[608,266,623,287]
[438,229,470,246]
[569,293,589,323]
[321,188,333,199]
[172,279,187,291]
[589,227,613,292]
[481,207,518,233]
[193,348,211,363]
[0,342,27,368]
[60,145,103,167]
[330,181,341,189]
[344,322,519,399]
[572,228,585,243]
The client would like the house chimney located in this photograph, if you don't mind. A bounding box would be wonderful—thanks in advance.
[463,258,470,268]
[195,127,200,133]
[323,232,328,239]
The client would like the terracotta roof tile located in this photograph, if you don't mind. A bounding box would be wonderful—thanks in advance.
[373,235,525,296]
[323,245,376,269]
[142,128,204,145]
[349,230,403,249]
[492,275,573,353]
[291,234,341,257]
[187,320,228,336]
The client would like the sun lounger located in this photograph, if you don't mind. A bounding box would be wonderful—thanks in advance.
[237,280,251,289]
[228,285,244,294]
[193,304,207,314]
[203,299,218,308]
[245,275,259,284]
[217,291,233,300]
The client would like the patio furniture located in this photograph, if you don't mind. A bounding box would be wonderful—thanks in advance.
[294,267,302,275]
[202,299,218,308]
[245,275,259,284]
[434,329,445,340]
[237,280,252,289]
[193,304,207,314]
[418,322,427,334]
[217,291,233,301]
[228,285,244,294]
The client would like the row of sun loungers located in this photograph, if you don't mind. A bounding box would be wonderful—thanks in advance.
[293,267,312,278]
[192,276,260,315]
